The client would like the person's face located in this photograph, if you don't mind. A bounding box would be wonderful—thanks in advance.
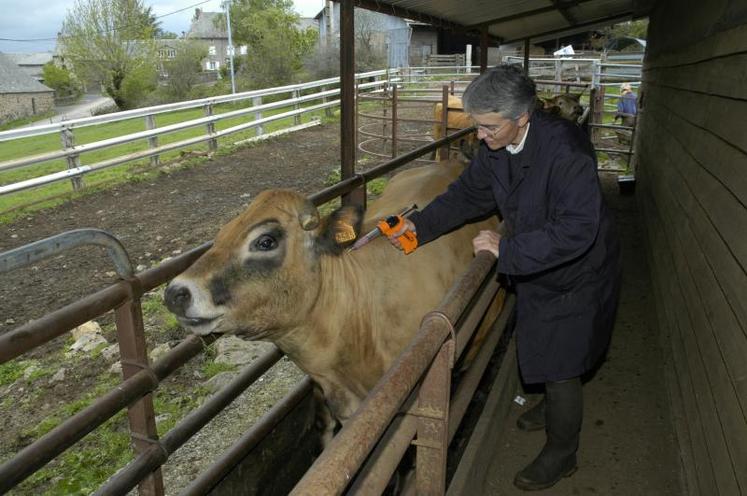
[472,112,530,151]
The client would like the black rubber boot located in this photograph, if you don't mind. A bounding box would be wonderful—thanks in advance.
[517,398,546,432]
[513,377,582,491]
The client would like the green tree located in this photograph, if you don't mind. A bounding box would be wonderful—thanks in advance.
[60,0,159,109]
[163,41,208,100]
[226,0,317,88]
[41,62,83,97]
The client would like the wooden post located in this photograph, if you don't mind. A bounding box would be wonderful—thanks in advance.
[293,88,301,125]
[322,85,333,117]
[204,103,217,152]
[480,28,489,73]
[60,128,83,191]
[145,115,159,167]
[253,96,264,136]
[523,38,530,75]
[340,0,365,208]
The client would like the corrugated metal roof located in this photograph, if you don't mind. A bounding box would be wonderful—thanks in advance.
[352,0,654,43]
[0,53,53,94]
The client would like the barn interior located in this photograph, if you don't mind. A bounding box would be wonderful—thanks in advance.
[330,0,745,494]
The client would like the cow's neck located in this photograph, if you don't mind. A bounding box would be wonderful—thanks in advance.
[273,251,387,393]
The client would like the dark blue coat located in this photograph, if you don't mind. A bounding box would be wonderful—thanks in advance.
[409,111,621,384]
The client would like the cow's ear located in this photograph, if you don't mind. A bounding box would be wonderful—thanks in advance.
[316,205,364,255]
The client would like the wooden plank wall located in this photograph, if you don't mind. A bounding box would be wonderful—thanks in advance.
[636,2,747,495]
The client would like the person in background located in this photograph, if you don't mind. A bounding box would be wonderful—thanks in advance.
[387,64,621,491]
[615,82,637,127]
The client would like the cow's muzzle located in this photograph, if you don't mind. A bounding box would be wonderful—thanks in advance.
[164,283,192,317]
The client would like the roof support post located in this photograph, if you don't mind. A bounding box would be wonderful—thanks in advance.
[340,0,365,208]
[524,38,530,75]
[480,27,488,73]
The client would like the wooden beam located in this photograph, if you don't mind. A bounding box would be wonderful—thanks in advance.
[552,0,579,25]
[502,12,633,44]
[523,39,530,75]
[468,0,592,29]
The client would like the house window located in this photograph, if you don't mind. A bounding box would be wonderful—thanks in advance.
[207,60,220,71]
[239,45,247,55]
[159,49,176,58]
[208,45,216,55]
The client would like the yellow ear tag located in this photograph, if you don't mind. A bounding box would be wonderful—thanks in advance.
[334,220,357,244]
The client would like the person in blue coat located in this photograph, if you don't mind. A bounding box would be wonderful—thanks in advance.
[389,64,621,491]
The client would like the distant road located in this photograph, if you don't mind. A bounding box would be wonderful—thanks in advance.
[20,93,115,128]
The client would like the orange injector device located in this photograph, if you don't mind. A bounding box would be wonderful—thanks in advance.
[349,204,418,254]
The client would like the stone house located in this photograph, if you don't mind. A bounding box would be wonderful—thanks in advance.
[0,52,54,123]
[186,8,248,73]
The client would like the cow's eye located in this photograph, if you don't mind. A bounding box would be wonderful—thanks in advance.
[254,234,278,251]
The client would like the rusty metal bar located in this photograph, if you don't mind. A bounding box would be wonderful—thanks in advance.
[115,286,164,496]
[94,345,283,496]
[289,251,496,495]
[439,86,450,160]
[0,333,216,493]
[181,376,314,496]
[308,127,474,207]
[0,228,133,278]
[391,85,398,158]
[414,339,453,493]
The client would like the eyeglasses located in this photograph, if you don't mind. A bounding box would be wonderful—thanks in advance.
[473,119,515,136]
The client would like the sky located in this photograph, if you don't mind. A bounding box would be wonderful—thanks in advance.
[0,0,324,53]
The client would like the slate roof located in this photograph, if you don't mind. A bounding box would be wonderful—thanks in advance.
[5,52,54,67]
[0,53,53,94]
[187,11,226,39]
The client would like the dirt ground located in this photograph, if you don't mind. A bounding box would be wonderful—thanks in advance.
[1,120,684,495]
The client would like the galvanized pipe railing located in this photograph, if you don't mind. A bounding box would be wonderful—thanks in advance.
[289,251,498,495]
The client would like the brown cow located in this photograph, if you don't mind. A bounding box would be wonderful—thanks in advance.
[537,93,585,123]
[164,161,499,431]
[432,95,478,161]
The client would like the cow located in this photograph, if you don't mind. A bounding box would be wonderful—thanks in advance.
[164,161,502,435]
[432,95,478,161]
[538,93,585,123]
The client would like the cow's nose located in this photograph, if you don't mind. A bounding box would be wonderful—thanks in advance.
[164,283,192,316]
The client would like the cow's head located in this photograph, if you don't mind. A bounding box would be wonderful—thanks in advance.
[541,94,584,122]
[164,190,362,338]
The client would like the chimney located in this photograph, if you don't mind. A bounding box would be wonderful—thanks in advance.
[194,8,201,20]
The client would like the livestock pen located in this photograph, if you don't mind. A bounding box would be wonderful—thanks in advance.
[2,0,747,494]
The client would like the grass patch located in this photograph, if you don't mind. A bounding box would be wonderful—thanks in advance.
[0,360,26,386]
[0,111,56,131]
[201,361,237,379]
[0,98,339,223]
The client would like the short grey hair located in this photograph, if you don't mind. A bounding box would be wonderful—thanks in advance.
[462,64,537,119]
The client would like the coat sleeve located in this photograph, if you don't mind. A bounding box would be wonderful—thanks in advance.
[408,150,497,245]
[496,152,601,275]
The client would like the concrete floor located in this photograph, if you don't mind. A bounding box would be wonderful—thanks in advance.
[480,176,686,496]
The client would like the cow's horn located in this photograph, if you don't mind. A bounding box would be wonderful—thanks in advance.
[298,201,320,231]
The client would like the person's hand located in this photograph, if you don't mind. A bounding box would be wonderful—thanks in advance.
[386,218,416,251]
[473,230,501,258]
